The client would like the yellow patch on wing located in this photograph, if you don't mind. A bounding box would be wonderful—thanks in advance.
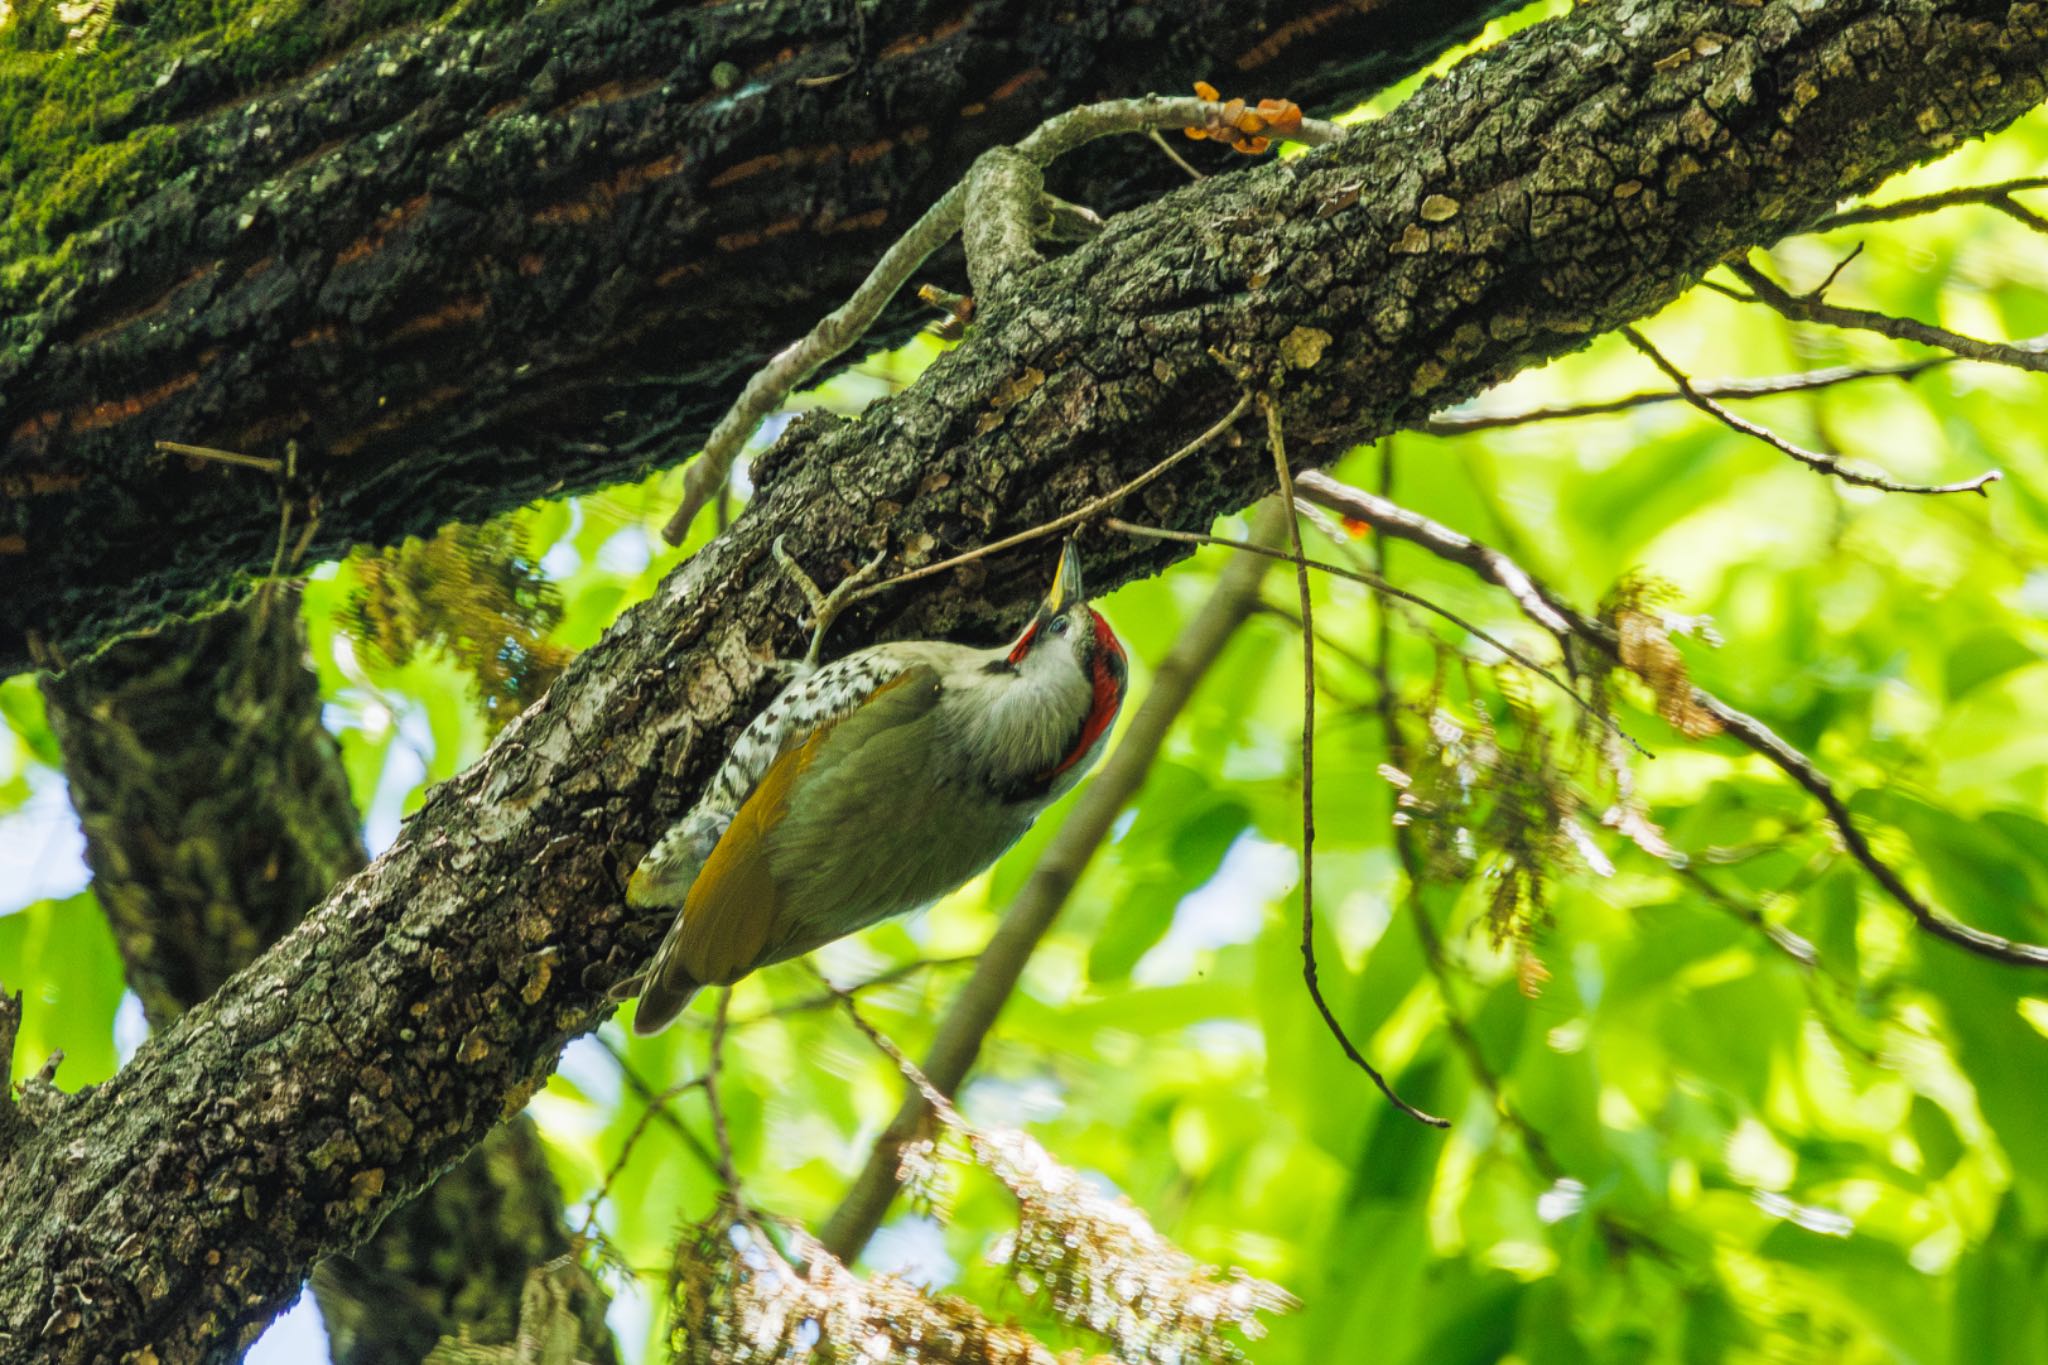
[672,668,926,984]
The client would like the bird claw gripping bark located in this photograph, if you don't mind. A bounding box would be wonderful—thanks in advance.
[771,536,891,670]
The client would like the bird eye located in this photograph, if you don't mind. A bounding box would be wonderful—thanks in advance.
[1049,615,1071,636]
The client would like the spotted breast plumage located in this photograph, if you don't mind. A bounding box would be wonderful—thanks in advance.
[624,540,1127,1034]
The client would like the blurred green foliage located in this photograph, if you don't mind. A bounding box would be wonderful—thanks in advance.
[6,42,2048,1365]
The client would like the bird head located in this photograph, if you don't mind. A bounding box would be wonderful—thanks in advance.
[1002,539,1128,702]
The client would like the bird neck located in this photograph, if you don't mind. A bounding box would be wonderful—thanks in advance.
[950,645,1096,792]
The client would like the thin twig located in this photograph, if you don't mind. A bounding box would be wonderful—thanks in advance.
[1809,176,2048,232]
[741,955,981,1022]
[589,1033,720,1173]
[576,1068,708,1239]
[1267,396,1446,1129]
[1620,326,2001,496]
[704,989,742,1194]
[828,983,968,1131]
[837,391,1255,607]
[155,440,284,474]
[1419,356,1948,435]
[1695,693,2048,968]
[1106,515,1619,745]
[1148,129,1207,181]
[661,181,969,544]
[1726,257,2048,374]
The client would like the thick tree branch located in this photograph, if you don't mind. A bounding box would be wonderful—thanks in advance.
[0,0,1517,675]
[37,600,616,1363]
[4,2,2047,1359]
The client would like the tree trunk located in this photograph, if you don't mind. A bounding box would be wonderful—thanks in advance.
[1,2,2042,1361]
[0,0,1516,675]
[39,596,615,1363]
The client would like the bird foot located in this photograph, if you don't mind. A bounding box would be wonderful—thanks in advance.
[771,536,890,669]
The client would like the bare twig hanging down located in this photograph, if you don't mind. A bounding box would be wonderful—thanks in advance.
[1148,129,1208,181]
[1619,327,2002,496]
[816,506,1287,1263]
[1266,397,1446,1128]
[660,94,1341,543]
[1725,257,2048,374]
[1291,474,2048,972]
[1419,356,1949,435]
[1809,176,2048,233]
[1360,453,1560,1166]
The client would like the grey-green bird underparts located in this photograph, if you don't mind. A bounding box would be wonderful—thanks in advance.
[625,540,1128,1035]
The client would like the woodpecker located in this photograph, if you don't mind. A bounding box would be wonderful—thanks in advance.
[625,539,1127,1034]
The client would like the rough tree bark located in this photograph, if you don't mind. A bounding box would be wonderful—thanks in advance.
[0,0,1517,674]
[38,597,617,1363]
[1,1,2044,1361]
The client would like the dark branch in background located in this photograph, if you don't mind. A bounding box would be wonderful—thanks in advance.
[1619,326,2001,495]
[1725,257,2048,373]
[1809,176,2048,231]
[1292,473,2048,971]
[37,601,616,1364]
[1419,356,1950,435]
[1265,397,1445,1127]
[39,594,362,1028]
[817,509,1284,1263]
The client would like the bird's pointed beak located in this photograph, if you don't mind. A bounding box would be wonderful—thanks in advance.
[1045,540,1086,615]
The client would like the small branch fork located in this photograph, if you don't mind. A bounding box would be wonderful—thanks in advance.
[153,438,323,604]
[659,93,1341,544]
[1722,255,2048,375]
[1619,327,2001,496]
